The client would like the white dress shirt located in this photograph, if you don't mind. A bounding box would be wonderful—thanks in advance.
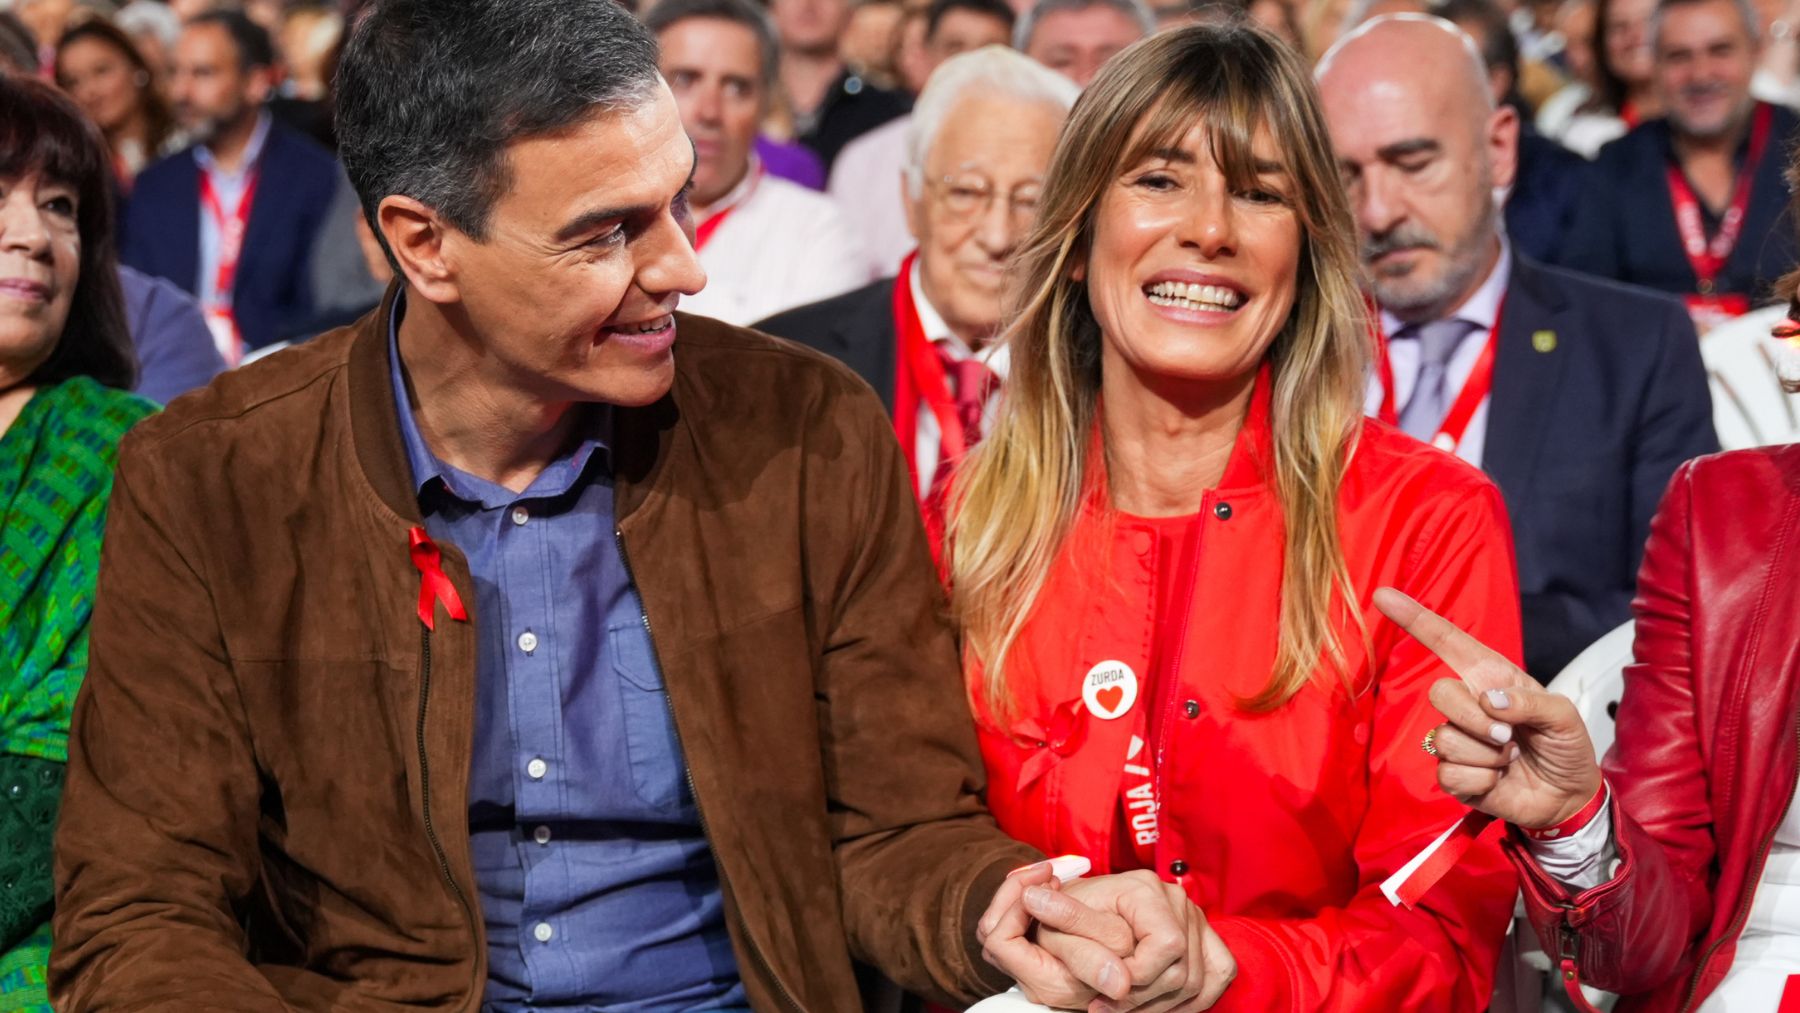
[1364,242,1512,468]
[681,161,875,326]
[909,259,1009,497]
[827,115,916,276]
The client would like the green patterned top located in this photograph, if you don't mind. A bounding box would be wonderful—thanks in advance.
[0,378,155,1012]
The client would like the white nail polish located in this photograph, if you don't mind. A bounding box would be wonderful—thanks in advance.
[1490,722,1513,744]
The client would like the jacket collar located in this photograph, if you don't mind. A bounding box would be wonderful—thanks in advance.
[347,282,684,529]
[1483,255,1570,497]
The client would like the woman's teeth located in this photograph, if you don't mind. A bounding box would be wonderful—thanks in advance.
[1146,281,1244,312]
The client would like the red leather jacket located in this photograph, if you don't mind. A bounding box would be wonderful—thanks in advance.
[968,381,1522,1011]
[1510,446,1800,1011]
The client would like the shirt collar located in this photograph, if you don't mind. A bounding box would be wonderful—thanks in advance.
[194,109,273,179]
[1379,236,1512,339]
[386,290,612,510]
[698,153,763,223]
[908,256,1008,372]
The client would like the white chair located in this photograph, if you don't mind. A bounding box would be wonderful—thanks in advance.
[1702,304,1800,451]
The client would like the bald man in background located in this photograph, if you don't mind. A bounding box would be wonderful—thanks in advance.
[1319,15,1717,680]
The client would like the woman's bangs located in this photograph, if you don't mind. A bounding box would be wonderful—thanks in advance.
[1112,74,1290,200]
[0,87,106,197]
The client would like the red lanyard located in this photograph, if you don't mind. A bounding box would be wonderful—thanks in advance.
[692,167,762,252]
[1667,102,1772,296]
[1372,297,1505,453]
[891,251,971,492]
[198,166,259,363]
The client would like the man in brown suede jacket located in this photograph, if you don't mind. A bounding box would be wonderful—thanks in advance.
[47,1,1230,1010]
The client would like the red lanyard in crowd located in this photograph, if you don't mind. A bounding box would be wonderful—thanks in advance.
[1372,296,1506,454]
[1667,102,1772,298]
[692,167,762,252]
[890,251,971,493]
[198,166,260,365]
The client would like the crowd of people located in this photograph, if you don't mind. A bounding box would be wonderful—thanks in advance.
[3,0,1800,1009]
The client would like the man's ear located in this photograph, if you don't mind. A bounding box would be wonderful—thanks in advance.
[1487,103,1520,195]
[378,195,461,305]
[245,65,277,106]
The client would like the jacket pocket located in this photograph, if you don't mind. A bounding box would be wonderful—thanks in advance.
[610,621,691,813]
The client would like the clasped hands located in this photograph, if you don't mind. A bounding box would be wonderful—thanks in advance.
[977,864,1235,1013]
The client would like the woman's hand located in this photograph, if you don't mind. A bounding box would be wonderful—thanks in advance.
[978,866,1235,1012]
[1374,587,1604,830]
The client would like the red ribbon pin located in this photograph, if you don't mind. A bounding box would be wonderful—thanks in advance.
[409,527,468,630]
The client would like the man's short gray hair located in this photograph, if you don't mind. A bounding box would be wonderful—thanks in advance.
[903,44,1080,196]
[1014,0,1155,50]
[1650,0,1760,49]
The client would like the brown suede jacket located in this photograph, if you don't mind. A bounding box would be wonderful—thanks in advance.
[49,293,1040,1011]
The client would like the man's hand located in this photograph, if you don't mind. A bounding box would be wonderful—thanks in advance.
[977,866,1235,1012]
[1375,587,1603,829]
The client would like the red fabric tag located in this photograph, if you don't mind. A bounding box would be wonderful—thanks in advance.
[1779,975,1800,1013]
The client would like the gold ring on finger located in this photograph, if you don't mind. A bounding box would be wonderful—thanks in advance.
[1422,727,1440,757]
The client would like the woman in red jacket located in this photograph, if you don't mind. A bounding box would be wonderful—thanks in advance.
[1381,318,1800,1008]
[945,22,1521,1012]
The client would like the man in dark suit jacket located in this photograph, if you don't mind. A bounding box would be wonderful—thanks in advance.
[1556,0,1799,323]
[121,10,341,359]
[757,278,902,412]
[1322,15,1718,679]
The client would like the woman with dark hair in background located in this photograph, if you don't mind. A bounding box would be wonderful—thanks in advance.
[1539,0,1660,155]
[0,75,155,1012]
[53,19,180,190]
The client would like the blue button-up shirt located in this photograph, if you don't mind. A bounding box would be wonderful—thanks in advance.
[387,297,746,1012]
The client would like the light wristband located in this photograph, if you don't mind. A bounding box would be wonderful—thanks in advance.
[1516,783,1607,841]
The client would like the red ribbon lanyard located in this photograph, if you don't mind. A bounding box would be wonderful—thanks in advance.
[198,166,259,363]
[1372,297,1506,453]
[408,527,468,630]
[890,251,970,490]
[1667,102,1773,296]
[692,167,762,252]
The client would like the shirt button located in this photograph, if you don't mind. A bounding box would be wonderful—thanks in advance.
[517,630,538,653]
[1169,859,1189,876]
[533,922,554,943]
[526,757,548,780]
[1213,502,1233,521]
[1183,699,1200,719]
[533,825,552,845]
[511,505,530,526]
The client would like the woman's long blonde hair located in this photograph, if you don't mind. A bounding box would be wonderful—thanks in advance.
[948,21,1371,717]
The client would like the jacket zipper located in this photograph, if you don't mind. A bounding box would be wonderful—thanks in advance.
[1674,710,1800,1013]
[614,528,803,1013]
[414,623,480,1005]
